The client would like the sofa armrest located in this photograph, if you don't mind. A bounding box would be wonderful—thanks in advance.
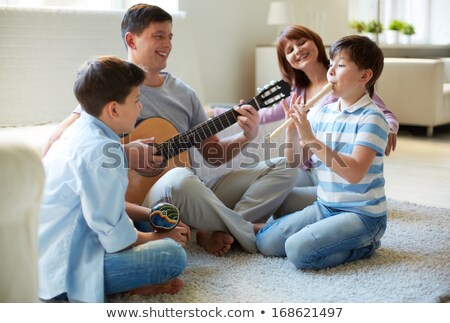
[0,143,44,302]
[377,58,445,127]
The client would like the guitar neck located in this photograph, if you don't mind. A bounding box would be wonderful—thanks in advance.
[158,97,260,160]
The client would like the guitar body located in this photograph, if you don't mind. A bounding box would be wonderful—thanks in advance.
[121,118,190,205]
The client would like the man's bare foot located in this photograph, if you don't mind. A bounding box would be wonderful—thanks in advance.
[196,230,234,257]
[127,278,184,296]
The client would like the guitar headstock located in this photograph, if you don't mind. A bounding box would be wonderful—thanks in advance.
[255,80,291,109]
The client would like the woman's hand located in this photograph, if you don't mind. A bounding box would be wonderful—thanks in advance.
[385,131,397,156]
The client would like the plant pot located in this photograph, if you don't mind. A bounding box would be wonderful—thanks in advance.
[399,34,411,45]
[385,30,399,44]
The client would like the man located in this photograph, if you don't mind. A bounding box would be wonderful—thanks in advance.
[42,4,298,255]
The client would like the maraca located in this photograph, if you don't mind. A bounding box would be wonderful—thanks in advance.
[149,202,180,231]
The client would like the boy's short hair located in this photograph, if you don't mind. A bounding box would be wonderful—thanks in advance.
[73,56,145,117]
[329,35,384,97]
[121,3,172,44]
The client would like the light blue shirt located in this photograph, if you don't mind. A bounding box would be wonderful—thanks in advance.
[39,112,138,303]
[311,94,389,217]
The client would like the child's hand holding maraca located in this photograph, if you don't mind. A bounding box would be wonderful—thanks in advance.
[149,202,190,246]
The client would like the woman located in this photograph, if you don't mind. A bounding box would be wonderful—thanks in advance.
[213,25,398,215]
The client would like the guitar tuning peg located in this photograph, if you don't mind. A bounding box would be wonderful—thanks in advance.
[270,80,276,85]
[256,87,263,93]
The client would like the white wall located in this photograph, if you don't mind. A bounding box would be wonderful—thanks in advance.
[0,7,206,126]
[292,0,349,45]
[178,0,348,105]
[178,0,275,105]
[0,7,126,126]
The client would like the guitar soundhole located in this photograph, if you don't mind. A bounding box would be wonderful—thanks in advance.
[135,159,168,178]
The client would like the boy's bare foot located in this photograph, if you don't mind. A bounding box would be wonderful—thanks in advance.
[253,223,265,234]
[128,278,184,296]
[196,230,234,257]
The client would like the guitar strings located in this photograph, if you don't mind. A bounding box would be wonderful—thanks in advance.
[158,88,280,159]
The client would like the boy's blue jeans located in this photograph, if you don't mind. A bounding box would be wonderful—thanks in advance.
[256,202,386,269]
[104,238,186,295]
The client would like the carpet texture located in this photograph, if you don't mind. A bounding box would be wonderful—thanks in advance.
[109,200,450,303]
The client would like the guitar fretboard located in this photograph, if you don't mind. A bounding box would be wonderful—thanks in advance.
[157,97,260,160]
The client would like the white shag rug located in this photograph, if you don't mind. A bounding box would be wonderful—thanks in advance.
[109,200,450,303]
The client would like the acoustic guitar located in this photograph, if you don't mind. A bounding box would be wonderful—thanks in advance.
[122,80,291,205]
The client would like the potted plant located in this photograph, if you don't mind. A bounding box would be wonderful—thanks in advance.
[366,20,383,41]
[400,23,415,44]
[386,19,404,44]
[348,19,366,34]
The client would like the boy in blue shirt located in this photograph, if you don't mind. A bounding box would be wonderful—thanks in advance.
[39,56,188,302]
[257,35,389,269]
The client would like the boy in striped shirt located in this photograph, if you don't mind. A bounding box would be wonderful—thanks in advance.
[256,35,389,269]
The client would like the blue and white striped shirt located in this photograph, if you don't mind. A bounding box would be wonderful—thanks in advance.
[310,94,389,217]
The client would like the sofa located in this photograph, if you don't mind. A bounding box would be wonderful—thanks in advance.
[0,142,44,302]
[377,57,450,136]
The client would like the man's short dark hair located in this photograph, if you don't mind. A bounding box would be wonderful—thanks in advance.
[121,3,172,44]
[73,56,145,116]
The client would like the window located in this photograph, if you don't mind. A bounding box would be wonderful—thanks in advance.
[0,0,179,14]
[381,0,429,43]
[348,0,431,44]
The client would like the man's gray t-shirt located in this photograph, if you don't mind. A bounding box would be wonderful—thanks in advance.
[137,72,207,132]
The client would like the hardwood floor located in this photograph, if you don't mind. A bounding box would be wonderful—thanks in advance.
[384,125,450,209]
